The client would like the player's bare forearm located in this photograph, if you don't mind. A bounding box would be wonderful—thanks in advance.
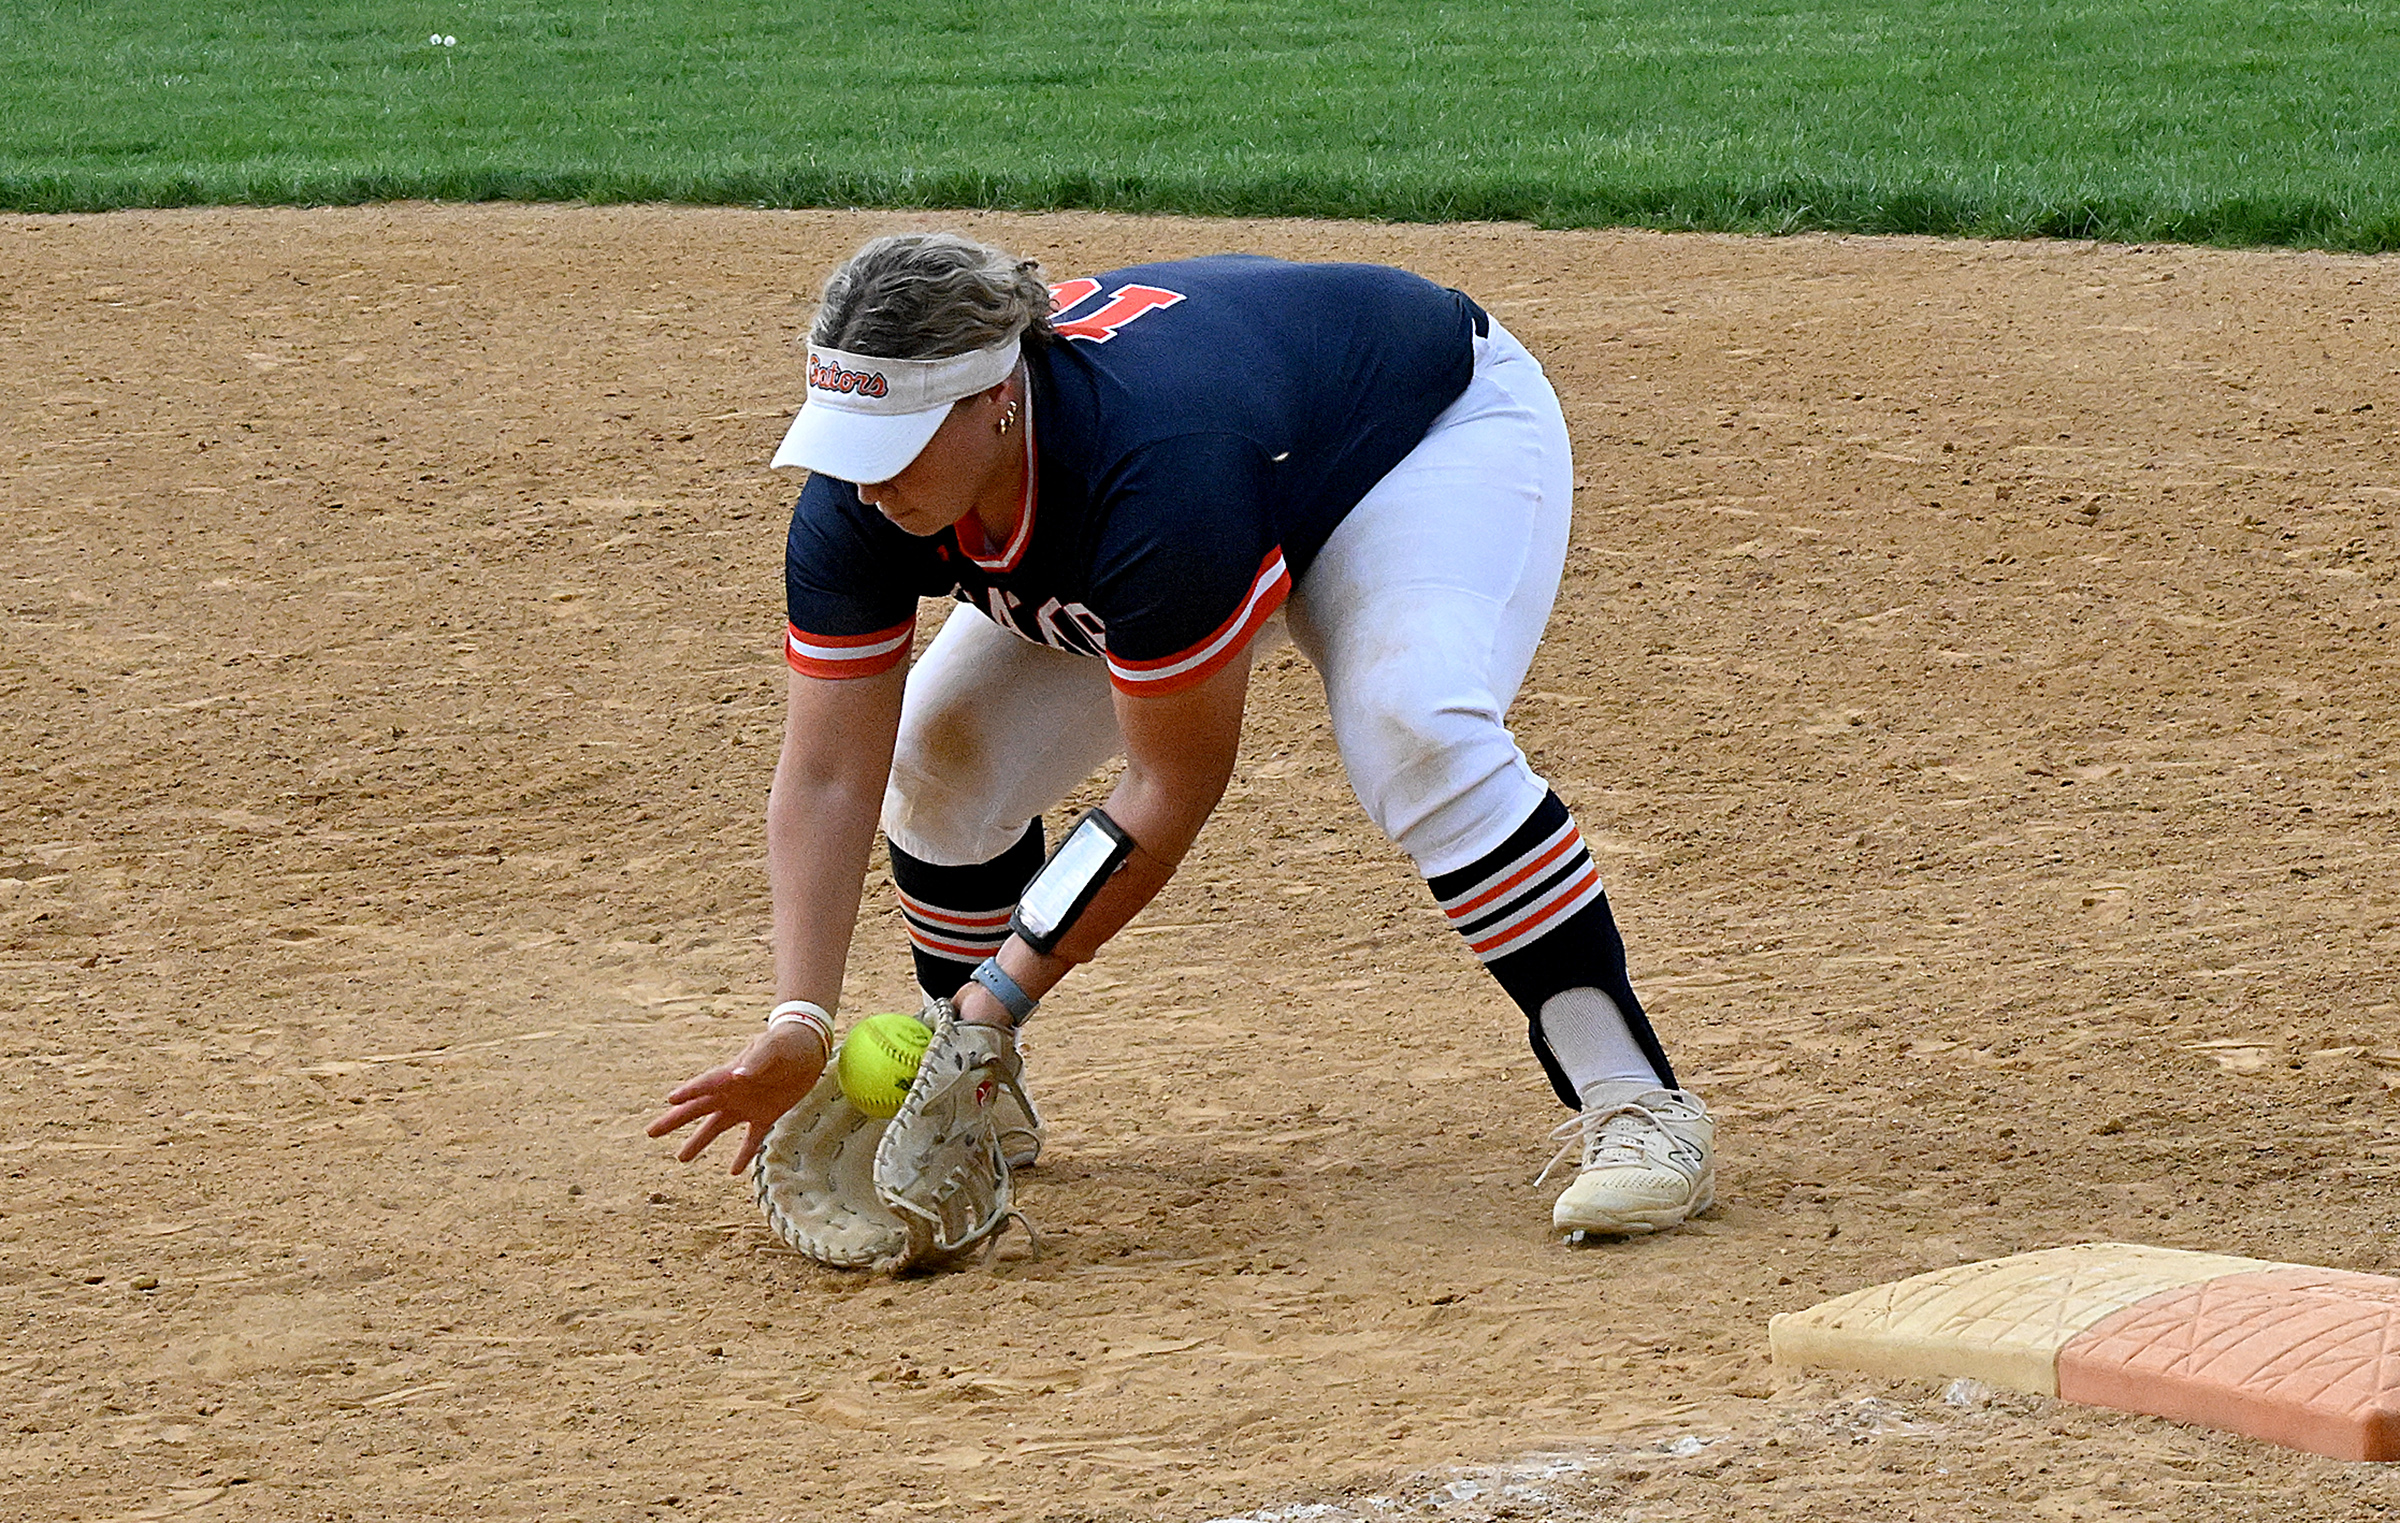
[956,645,1251,1024]
[767,663,907,1011]
[649,664,906,1171]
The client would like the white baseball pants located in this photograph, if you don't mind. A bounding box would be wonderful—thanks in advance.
[881,319,1574,881]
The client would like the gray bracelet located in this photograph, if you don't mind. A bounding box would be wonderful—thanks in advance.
[969,957,1040,1026]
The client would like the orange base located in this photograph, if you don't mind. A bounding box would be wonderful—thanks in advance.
[2057,1267,2400,1462]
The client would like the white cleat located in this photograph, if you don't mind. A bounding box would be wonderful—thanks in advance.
[1538,1081,1715,1238]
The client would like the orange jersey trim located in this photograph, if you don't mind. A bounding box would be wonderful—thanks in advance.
[1105,549,1291,697]
[784,618,914,680]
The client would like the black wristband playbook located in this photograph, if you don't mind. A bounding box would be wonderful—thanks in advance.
[1007,808,1136,955]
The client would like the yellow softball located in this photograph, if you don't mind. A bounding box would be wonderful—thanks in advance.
[834,1011,931,1120]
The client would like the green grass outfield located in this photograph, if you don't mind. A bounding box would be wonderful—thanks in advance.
[4,1,2398,249]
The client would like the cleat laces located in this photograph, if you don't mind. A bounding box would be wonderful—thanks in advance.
[1534,1092,1696,1186]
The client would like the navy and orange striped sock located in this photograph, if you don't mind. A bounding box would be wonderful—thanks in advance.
[1427,790,1677,1107]
[887,820,1046,1001]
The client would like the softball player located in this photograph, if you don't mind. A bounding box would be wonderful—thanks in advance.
[648,232,1715,1240]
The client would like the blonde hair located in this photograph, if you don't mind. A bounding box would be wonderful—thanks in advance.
[813,232,1054,359]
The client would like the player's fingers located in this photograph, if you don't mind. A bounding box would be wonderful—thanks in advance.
[728,1119,770,1175]
[645,1097,715,1138]
[662,1066,735,1105]
[677,1113,737,1163]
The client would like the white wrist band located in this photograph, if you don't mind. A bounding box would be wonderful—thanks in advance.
[767,1000,833,1052]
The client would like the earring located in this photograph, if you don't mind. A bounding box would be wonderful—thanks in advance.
[996,400,1019,436]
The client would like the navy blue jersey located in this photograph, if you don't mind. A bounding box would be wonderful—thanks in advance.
[783,255,1483,694]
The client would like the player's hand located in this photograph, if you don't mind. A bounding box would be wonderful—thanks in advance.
[646,1024,829,1174]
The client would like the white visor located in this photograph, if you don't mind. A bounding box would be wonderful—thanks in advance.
[769,333,1022,483]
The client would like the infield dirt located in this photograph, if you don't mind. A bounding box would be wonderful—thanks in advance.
[5,206,2398,1522]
